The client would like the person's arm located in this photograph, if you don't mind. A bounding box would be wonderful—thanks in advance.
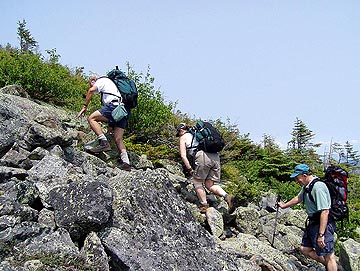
[179,135,192,173]
[317,209,329,248]
[278,195,302,209]
[77,85,97,117]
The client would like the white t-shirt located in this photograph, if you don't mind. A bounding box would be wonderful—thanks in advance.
[94,78,120,105]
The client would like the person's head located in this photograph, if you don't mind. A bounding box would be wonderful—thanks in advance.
[89,73,99,86]
[176,123,189,137]
[290,164,311,186]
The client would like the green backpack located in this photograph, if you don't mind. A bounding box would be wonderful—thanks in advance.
[106,66,138,109]
[189,121,225,153]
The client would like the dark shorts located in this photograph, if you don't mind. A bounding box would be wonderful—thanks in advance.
[98,103,130,129]
[301,221,336,256]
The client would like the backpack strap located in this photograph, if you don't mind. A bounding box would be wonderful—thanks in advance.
[96,76,123,104]
[304,178,321,225]
[185,131,197,150]
[183,131,197,169]
[304,178,320,204]
[100,91,122,105]
[102,92,122,100]
[186,129,200,151]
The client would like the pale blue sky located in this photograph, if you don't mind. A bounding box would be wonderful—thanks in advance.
[1,1,359,154]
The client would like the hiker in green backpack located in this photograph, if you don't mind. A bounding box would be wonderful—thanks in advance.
[176,123,236,214]
[77,73,131,171]
[278,164,337,271]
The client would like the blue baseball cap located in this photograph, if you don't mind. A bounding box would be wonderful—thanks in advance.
[290,164,310,178]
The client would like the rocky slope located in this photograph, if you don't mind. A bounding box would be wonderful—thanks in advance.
[0,85,359,271]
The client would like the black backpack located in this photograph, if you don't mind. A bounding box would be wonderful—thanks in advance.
[305,165,349,223]
[189,121,225,153]
[105,66,138,109]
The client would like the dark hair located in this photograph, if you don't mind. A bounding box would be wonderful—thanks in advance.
[176,123,190,136]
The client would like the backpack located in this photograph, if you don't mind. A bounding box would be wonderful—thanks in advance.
[189,121,225,153]
[106,66,138,109]
[305,165,349,223]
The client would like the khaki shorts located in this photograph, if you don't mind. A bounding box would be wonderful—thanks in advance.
[192,150,221,182]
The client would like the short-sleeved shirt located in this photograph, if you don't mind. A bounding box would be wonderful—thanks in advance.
[298,177,331,217]
[94,78,120,105]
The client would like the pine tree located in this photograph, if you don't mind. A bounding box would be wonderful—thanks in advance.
[17,19,38,54]
[344,141,360,167]
[331,141,344,164]
[287,118,321,166]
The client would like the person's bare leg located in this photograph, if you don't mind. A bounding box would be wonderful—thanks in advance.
[205,180,226,197]
[113,126,131,170]
[300,246,326,265]
[113,127,126,153]
[324,253,337,271]
[88,111,108,135]
[192,178,208,213]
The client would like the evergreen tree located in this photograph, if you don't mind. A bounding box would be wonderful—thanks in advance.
[260,134,293,182]
[262,134,280,153]
[17,19,38,54]
[287,118,321,166]
[331,141,344,164]
[344,141,360,167]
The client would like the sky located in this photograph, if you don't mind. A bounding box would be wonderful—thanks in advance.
[1,1,359,155]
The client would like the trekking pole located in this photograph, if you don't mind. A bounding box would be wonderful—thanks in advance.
[271,194,281,248]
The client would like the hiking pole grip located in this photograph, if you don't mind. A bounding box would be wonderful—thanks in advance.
[276,195,281,209]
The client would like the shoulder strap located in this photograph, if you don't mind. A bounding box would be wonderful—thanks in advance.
[102,91,121,99]
[304,178,320,203]
[97,77,122,100]
[184,131,195,150]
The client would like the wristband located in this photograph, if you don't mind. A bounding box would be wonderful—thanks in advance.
[318,233,324,238]
[83,104,88,107]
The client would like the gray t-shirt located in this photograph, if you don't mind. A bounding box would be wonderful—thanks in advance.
[298,177,331,217]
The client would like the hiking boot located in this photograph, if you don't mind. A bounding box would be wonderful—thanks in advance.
[199,203,209,213]
[119,162,131,172]
[225,194,236,214]
[87,139,111,153]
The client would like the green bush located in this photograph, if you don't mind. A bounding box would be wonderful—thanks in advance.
[224,175,260,205]
[127,65,175,141]
[0,49,88,111]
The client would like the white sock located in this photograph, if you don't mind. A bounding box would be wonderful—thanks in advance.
[98,134,107,141]
[120,152,130,164]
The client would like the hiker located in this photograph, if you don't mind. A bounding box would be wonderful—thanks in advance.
[278,164,337,271]
[176,123,236,214]
[77,73,131,171]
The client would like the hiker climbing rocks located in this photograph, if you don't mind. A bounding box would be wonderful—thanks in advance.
[77,73,131,171]
[278,164,337,271]
[176,122,236,214]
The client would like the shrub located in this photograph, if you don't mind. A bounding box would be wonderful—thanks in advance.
[224,175,260,205]
[0,49,88,111]
[127,65,175,141]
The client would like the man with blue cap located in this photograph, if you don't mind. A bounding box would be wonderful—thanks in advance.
[278,164,337,271]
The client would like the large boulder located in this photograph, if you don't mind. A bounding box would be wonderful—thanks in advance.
[339,238,360,271]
